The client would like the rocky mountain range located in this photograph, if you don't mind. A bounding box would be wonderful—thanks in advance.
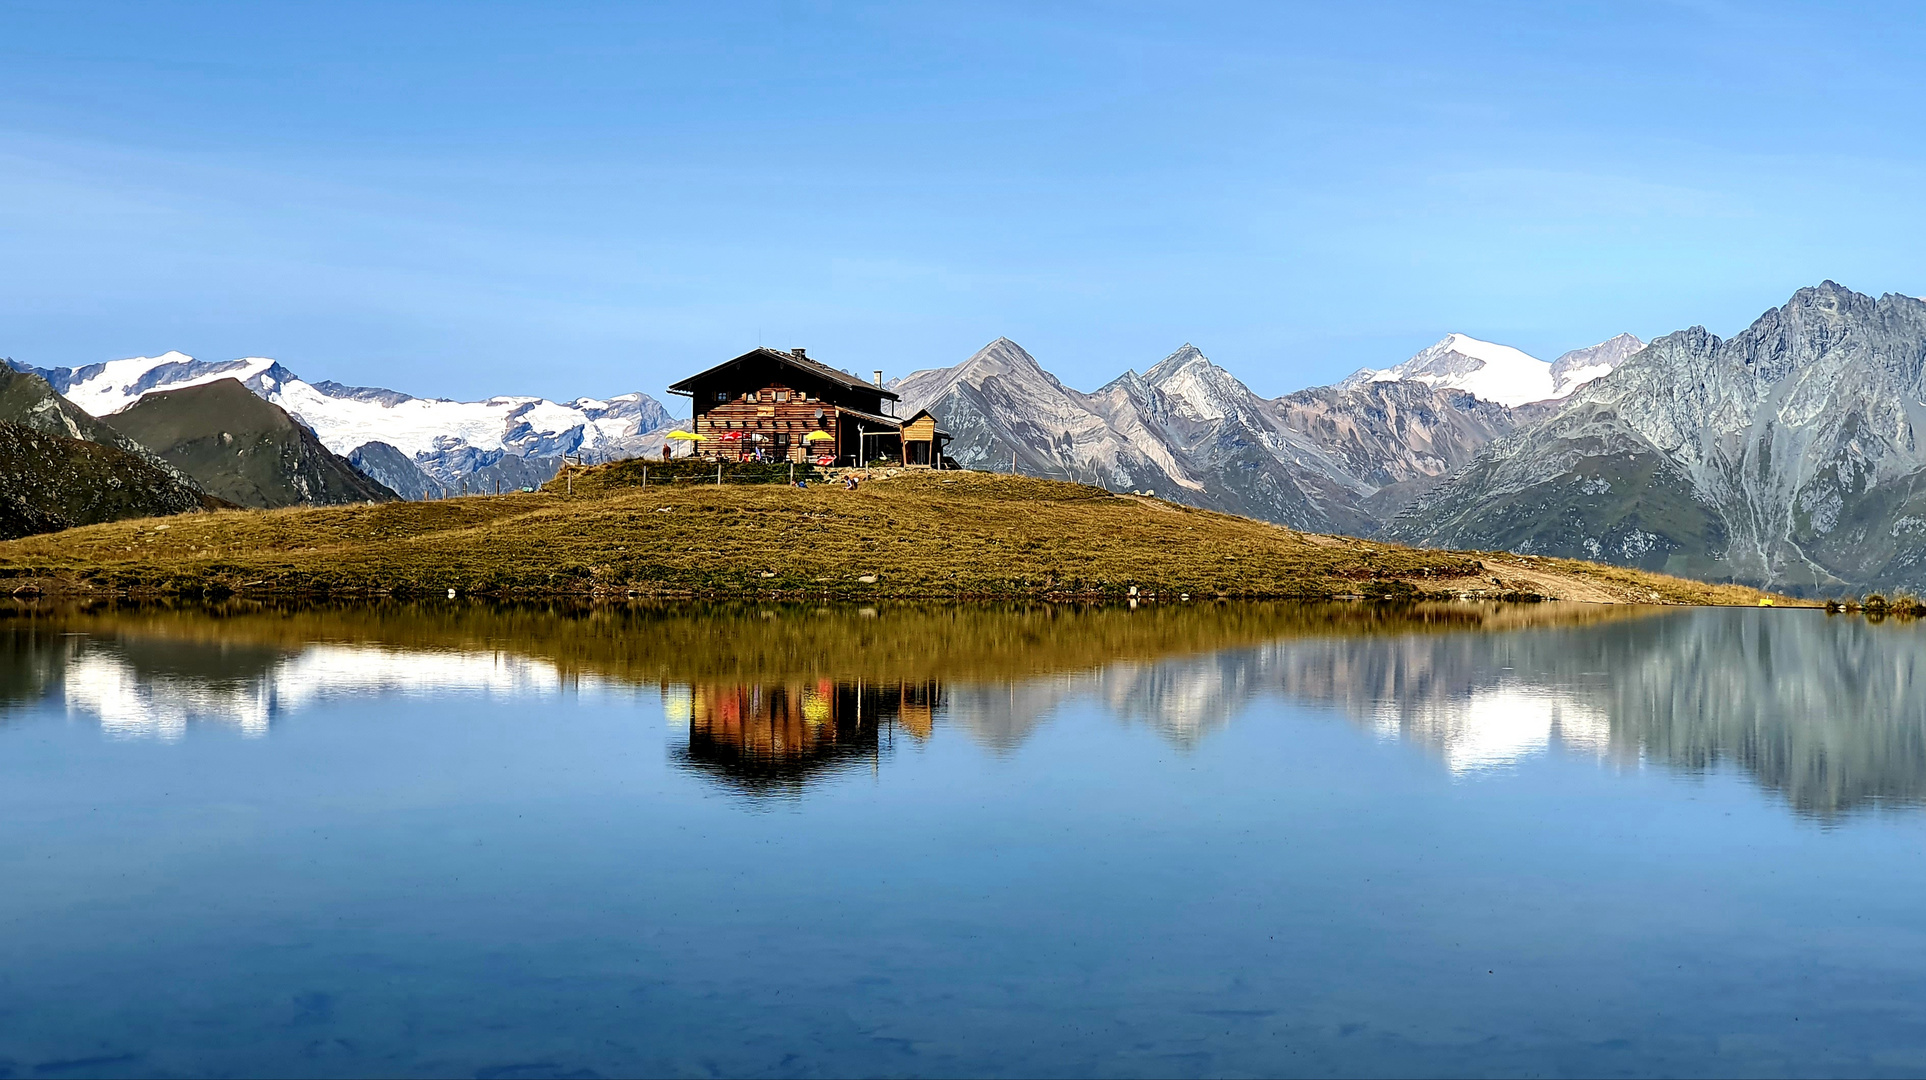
[9,352,678,496]
[1386,282,1926,595]
[1,327,1626,536]
[34,286,1926,599]
[893,333,1632,534]
[897,283,1926,594]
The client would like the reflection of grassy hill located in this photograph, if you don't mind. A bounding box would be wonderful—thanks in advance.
[0,471,1795,604]
[1,599,1666,687]
[105,378,397,508]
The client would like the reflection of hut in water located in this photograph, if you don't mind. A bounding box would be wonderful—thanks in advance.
[669,679,944,795]
[899,681,936,740]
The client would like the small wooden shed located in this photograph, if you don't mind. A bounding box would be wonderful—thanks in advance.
[899,409,952,468]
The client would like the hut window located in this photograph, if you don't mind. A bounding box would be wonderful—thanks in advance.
[775,390,789,402]
[714,391,727,402]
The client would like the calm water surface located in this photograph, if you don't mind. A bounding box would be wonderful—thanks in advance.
[3,601,1926,1078]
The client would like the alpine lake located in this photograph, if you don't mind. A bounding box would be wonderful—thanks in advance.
[6,599,1926,1078]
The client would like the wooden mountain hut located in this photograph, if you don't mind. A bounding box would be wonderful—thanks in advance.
[668,347,903,466]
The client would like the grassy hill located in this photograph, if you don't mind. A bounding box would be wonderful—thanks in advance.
[0,468,1797,604]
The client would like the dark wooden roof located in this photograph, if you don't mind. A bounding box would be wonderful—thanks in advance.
[667,348,901,401]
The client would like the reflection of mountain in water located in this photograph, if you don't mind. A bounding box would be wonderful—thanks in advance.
[1239,628,1621,773]
[1099,652,1282,749]
[1595,612,1926,818]
[938,655,1272,753]
[0,625,614,740]
[941,675,1091,752]
[8,603,1925,818]
[827,608,1926,817]
[1252,610,1926,818]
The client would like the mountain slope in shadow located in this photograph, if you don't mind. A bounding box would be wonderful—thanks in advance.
[106,378,398,509]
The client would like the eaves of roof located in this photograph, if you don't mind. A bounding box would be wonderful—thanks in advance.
[836,406,903,428]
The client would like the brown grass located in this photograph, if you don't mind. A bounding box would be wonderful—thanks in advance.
[0,469,1804,605]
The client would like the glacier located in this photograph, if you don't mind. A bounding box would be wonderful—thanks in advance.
[1340,332,1642,408]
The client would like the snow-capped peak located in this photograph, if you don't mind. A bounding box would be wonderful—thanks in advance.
[43,353,279,418]
[11,351,678,489]
[1343,332,1632,407]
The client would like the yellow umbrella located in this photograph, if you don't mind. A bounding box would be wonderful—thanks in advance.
[802,430,835,442]
[665,430,703,440]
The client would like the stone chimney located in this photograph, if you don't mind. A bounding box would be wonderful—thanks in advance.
[873,370,884,387]
[792,347,807,359]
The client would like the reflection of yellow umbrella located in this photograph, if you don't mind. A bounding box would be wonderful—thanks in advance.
[802,691,831,724]
[665,430,702,440]
[802,430,834,442]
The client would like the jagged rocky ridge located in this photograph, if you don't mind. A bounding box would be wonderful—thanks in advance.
[893,337,1619,534]
[1385,283,1926,595]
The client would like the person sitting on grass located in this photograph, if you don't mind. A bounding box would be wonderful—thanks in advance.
[844,474,859,491]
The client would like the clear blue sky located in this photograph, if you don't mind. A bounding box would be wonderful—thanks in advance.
[3,1,1923,403]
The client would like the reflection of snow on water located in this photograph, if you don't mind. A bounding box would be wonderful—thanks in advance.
[661,685,693,728]
[1378,684,1612,774]
[66,653,270,741]
[65,645,618,741]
